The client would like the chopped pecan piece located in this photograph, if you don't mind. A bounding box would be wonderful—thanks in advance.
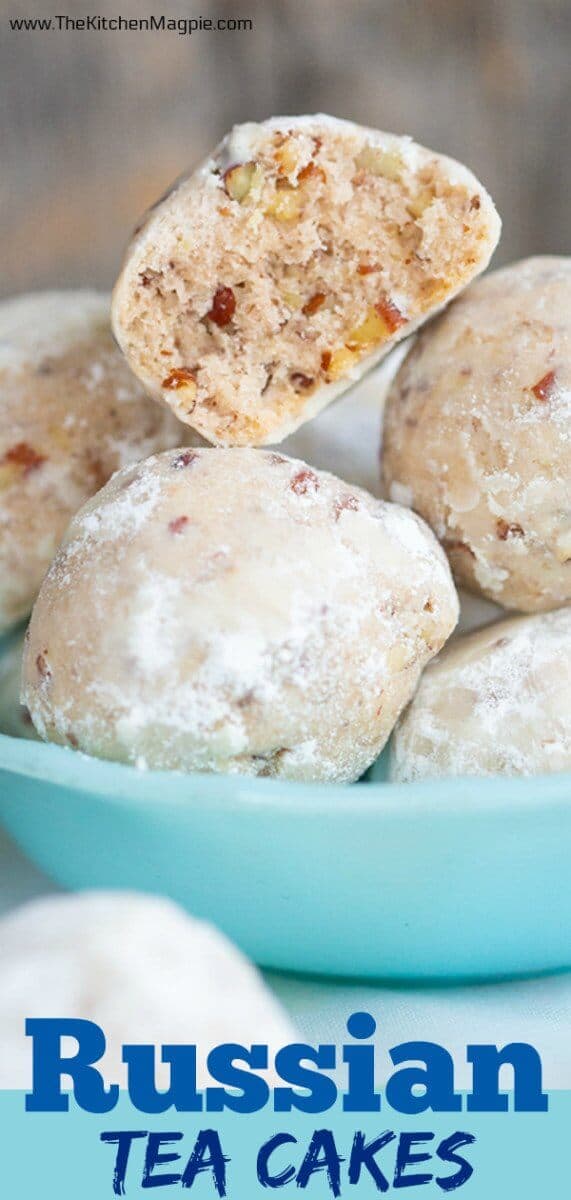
[223,161,263,203]
[346,308,388,351]
[302,292,326,316]
[355,144,404,181]
[334,495,360,520]
[168,515,190,535]
[290,469,319,496]
[265,187,303,221]
[375,297,407,334]
[407,188,435,219]
[290,372,314,390]
[496,519,524,541]
[324,346,356,379]
[162,367,197,391]
[297,160,326,184]
[171,450,199,470]
[206,286,236,327]
[273,135,300,175]
[531,370,557,402]
[3,442,46,475]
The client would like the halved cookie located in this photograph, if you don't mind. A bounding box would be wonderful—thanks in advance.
[112,115,500,446]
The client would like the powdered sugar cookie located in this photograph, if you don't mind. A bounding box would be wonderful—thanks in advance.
[0,891,294,1088]
[22,447,458,782]
[382,257,571,612]
[0,291,182,633]
[390,607,571,781]
[112,115,500,447]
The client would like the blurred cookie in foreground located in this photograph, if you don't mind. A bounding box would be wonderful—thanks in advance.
[22,447,458,783]
[112,115,500,446]
[0,291,182,634]
[382,257,571,613]
[0,891,294,1088]
[390,607,571,781]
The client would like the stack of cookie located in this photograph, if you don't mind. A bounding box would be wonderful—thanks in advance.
[3,115,570,783]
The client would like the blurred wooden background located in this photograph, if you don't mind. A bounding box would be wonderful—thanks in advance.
[1,0,570,299]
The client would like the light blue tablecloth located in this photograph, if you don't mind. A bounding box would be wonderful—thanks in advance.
[1,826,569,1089]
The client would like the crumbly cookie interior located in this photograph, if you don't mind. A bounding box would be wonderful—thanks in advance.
[116,120,495,445]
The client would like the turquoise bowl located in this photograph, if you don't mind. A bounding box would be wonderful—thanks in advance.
[1,715,570,980]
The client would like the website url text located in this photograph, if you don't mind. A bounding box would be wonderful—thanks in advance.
[8,13,254,35]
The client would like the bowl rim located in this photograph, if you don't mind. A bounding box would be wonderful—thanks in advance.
[0,731,570,819]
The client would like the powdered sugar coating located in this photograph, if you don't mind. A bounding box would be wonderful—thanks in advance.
[22,448,458,782]
[112,114,499,447]
[382,257,571,612]
[0,891,294,1088]
[0,291,182,633]
[390,607,571,781]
